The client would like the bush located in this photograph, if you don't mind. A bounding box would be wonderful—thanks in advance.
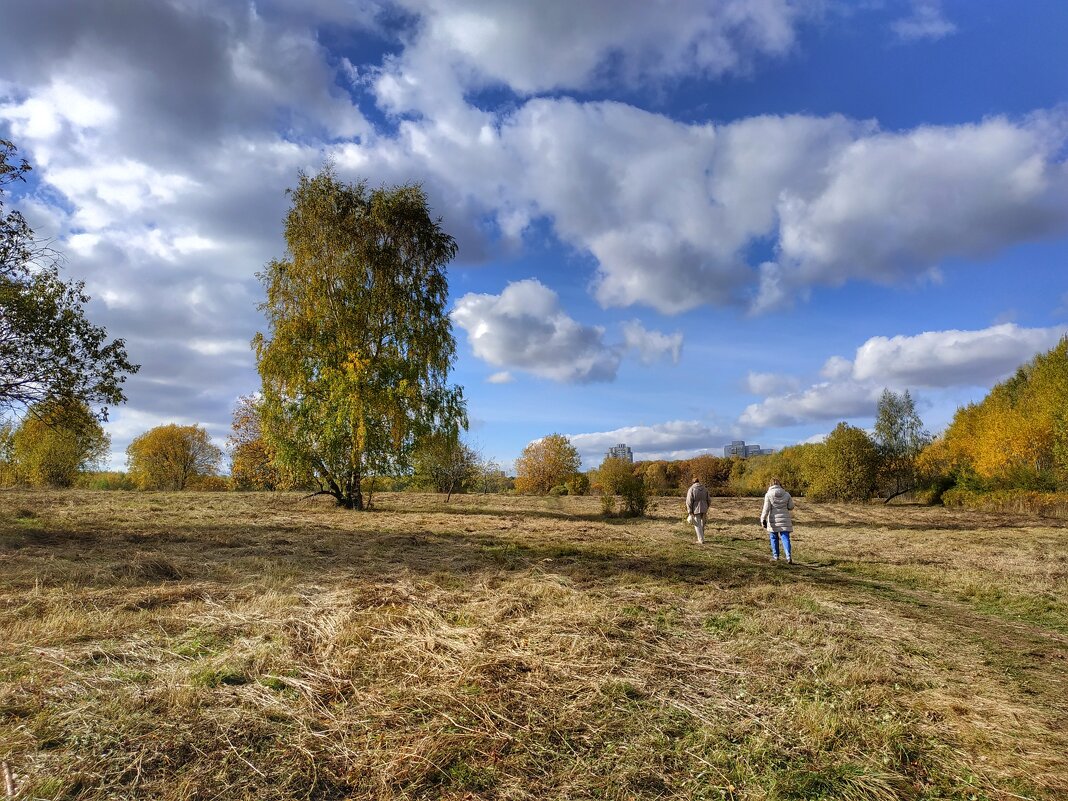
[565,472,590,496]
[187,475,229,492]
[619,474,649,517]
[76,471,135,490]
[549,485,568,496]
[600,493,616,516]
[941,488,1068,518]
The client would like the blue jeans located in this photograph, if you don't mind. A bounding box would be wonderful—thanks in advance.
[769,530,792,560]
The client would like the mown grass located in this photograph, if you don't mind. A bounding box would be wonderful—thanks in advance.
[0,490,1065,800]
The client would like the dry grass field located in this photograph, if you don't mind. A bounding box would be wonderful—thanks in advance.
[0,490,1065,801]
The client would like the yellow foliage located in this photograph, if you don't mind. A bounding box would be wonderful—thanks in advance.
[514,434,580,495]
[926,337,1067,489]
[127,423,222,491]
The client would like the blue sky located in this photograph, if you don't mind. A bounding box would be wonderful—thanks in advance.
[1,0,1066,471]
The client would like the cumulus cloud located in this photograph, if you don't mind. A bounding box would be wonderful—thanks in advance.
[380,0,809,100]
[820,356,853,380]
[851,323,1068,387]
[622,320,683,365]
[739,381,880,428]
[892,1,957,42]
[351,93,1068,315]
[567,420,730,465]
[452,279,622,383]
[739,323,1067,431]
[486,371,514,384]
[745,371,800,395]
[759,115,1068,310]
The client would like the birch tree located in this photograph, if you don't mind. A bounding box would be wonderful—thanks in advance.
[254,169,466,509]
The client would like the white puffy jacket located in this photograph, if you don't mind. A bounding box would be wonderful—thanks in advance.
[760,485,794,532]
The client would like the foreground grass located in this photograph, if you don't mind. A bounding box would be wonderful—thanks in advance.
[0,491,1065,800]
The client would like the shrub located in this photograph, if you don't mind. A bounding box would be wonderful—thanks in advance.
[187,475,229,492]
[941,488,1068,518]
[565,472,590,496]
[549,485,568,496]
[76,471,135,491]
[600,494,616,516]
[619,474,649,517]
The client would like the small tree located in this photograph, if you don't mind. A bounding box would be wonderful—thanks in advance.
[127,424,222,490]
[874,388,931,501]
[595,456,634,496]
[514,434,581,495]
[227,394,299,490]
[412,431,478,501]
[807,423,878,502]
[565,471,591,496]
[619,473,649,516]
[254,168,465,510]
[595,456,648,516]
[9,400,109,487]
[473,457,511,493]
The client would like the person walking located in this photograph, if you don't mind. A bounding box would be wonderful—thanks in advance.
[760,478,795,563]
[685,476,711,544]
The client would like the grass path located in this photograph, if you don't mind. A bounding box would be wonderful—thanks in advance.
[0,490,1065,800]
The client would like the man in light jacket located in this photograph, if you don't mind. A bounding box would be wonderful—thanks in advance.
[760,478,795,563]
[685,477,711,544]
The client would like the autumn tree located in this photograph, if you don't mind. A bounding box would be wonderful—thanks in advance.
[595,456,648,516]
[595,456,635,496]
[728,446,813,497]
[638,461,676,495]
[411,431,478,501]
[806,423,879,502]
[514,433,580,494]
[126,424,222,490]
[9,400,109,487]
[922,337,1068,491]
[874,388,931,501]
[678,454,732,494]
[227,394,298,490]
[0,139,137,421]
[472,457,512,494]
[254,169,465,510]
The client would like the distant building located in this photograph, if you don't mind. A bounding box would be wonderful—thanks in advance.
[605,443,633,463]
[724,440,773,458]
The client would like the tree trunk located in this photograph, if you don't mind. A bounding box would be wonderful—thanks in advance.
[883,485,915,503]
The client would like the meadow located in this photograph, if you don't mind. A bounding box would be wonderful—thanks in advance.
[0,490,1065,801]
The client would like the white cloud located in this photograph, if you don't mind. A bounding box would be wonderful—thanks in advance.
[451,279,622,383]
[739,381,880,428]
[851,323,1068,387]
[621,320,683,365]
[380,0,810,100]
[343,94,1068,315]
[486,371,514,384]
[738,323,1067,431]
[820,356,853,380]
[745,371,800,395]
[892,1,957,42]
[761,115,1068,310]
[567,420,730,465]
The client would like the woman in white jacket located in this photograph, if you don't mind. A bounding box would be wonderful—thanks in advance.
[760,478,794,563]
